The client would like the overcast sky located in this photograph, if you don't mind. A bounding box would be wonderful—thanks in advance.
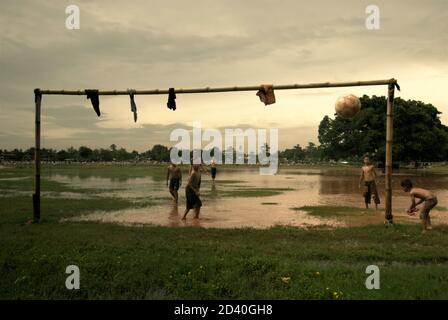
[0,0,447,151]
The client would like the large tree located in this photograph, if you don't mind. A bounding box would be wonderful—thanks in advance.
[78,146,93,160]
[318,95,448,162]
[150,144,170,162]
[280,144,306,162]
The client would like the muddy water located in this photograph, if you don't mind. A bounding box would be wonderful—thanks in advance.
[61,167,448,229]
[49,174,166,201]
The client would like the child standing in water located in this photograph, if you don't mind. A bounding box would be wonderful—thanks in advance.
[166,162,182,204]
[359,155,380,210]
[182,164,202,220]
[401,179,438,233]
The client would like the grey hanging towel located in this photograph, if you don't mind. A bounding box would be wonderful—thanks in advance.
[128,89,138,122]
[85,89,100,116]
[167,88,176,111]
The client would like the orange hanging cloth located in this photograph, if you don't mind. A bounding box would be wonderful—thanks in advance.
[256,84,276,106]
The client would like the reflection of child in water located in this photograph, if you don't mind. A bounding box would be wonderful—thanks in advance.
[401,179,438,233]
[359,155,380,210]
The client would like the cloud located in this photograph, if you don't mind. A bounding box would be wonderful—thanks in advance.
[1,0,447,150]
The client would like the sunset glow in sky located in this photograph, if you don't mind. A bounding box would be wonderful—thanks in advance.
[1,0,447,151]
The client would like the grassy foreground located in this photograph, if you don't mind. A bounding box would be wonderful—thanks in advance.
[1,196,448,299]
[1,165,448,299]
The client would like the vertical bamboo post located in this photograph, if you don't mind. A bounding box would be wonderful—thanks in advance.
[385,81,395,223]
[33,89,42,223]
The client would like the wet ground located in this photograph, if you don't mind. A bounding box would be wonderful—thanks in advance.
[29,166,447,229]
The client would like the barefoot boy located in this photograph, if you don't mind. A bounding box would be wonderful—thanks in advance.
[166,162,182,203]
[400,179,438,233]
[359,155,380,210]
[182,164,202,220]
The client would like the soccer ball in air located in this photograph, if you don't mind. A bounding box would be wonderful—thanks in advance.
[335,94,361,118]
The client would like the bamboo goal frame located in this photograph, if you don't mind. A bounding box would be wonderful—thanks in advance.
[32,78,398,224]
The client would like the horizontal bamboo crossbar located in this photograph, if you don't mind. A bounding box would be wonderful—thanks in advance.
[37,79,397,96]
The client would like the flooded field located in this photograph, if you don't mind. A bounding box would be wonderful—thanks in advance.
[2,165,448,228]
[0,167,440,228]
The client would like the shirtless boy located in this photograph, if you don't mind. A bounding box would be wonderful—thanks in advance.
[401,179,438,233]
[359,155,380,210]
[166,162,182,203]
[182,164,202,220]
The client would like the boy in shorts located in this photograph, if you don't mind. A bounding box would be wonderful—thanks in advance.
[359,155,380,210]
[400,179,438,233]
[182,164,202,220]
[166,162,182,203]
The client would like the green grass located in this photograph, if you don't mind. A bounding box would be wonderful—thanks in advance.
[2,216,448,299]
[1,196,447,300]
[1,165,448,299]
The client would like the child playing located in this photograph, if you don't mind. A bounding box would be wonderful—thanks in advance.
[359,155,380,210]
[182,164,202,220]
[166,162,182,204]
[400,179,438,233]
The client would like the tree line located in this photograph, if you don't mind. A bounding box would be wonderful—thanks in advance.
[0,144,156,162]
[1,96,446,164]
[0,143,319,163]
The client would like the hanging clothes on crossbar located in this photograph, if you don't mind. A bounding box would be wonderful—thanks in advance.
[256,84,276,106]
[167,88,176,110]
[85,89,101,116]
[127,89,138,122]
